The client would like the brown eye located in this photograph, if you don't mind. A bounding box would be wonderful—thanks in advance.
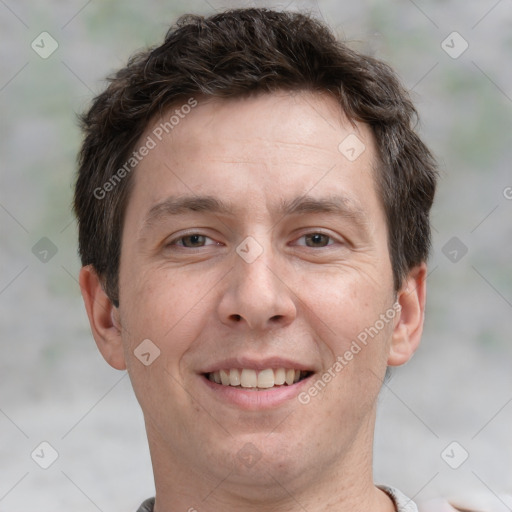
[178,234,208,247]
[304,233,331,247]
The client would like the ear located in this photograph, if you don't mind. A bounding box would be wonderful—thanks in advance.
[387,262,427,366]
[79,265,126,370]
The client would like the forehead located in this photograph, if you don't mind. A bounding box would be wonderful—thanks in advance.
[148,91,373,165]
[125,91,382,228]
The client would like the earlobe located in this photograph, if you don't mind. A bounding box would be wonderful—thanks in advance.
[79,265,127,370]
[387,263,427,367]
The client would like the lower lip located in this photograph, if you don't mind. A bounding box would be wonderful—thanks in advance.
[201,375,313,410]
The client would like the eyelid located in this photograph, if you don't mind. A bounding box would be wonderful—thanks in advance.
[290,229,343,247]
[165,230,220,248]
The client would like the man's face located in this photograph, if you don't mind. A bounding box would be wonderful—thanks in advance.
[115,91,401,490]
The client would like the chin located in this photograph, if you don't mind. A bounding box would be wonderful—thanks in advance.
[225,436,310,488]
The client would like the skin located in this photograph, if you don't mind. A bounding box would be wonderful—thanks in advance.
[80,91,427,512]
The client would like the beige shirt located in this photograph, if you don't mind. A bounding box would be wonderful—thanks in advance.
[137,486,419,512]
[137,488,512,511]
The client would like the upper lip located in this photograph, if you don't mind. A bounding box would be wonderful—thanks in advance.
[200,356,315,374]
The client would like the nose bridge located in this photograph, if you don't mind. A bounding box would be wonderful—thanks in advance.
[237,244,276,299]
[218,236,296,329]
[234,233,275,286]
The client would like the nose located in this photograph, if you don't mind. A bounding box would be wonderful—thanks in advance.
[217,244,297,331]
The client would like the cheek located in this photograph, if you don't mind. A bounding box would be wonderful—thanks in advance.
[119,263,215,359]
[118,266,214,417]
[297,266,393,345]
[294,266,395,412]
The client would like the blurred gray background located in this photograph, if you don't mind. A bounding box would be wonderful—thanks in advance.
[1,0,511,510]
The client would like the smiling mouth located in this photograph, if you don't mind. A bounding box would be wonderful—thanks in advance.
[205,368,313,390]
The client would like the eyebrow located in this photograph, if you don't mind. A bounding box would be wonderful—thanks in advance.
[279,195,366,219]
[141,195,234,232]
[277,194,370,235]
[139,193,368,236]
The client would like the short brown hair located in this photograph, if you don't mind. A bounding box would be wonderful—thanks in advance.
[74,7,437,306]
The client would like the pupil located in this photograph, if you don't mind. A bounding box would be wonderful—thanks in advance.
[186,235,204,246]
[307,233,326,247]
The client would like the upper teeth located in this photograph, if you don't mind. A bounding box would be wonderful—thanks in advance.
[208,368,303,388]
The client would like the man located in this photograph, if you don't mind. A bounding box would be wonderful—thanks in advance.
[74,8,439,512]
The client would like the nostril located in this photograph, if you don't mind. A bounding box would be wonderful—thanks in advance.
[231,314,242,322]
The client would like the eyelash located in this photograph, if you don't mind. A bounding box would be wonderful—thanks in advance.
[167,231,340,249]
[293,232,336,248]
[168,233,218,249]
